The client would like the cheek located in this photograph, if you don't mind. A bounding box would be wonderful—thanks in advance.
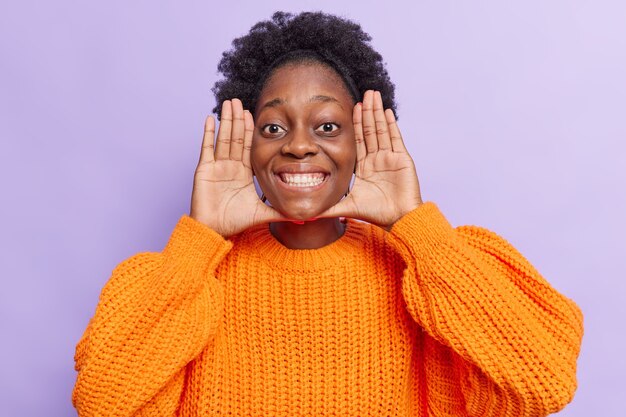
[250,138,267,174]
[336,136,357,171]
[324,142,356,188]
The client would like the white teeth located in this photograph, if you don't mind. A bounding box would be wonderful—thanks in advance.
[280,173,326,187]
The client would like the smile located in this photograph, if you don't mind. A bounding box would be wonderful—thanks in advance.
[277,172,328,188]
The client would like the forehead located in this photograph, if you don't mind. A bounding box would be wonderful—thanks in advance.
[259,63,354,105]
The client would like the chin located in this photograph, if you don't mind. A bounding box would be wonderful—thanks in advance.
[273,201,328,221]
[280,207,322,221]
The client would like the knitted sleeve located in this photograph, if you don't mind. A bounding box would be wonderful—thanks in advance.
[386,202,584,417]
[72,215,233,417]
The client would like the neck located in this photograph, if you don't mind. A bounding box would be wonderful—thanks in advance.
[269,217,346,249]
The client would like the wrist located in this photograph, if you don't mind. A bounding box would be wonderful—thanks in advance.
[384,200,424,232]
[189,214,226,237]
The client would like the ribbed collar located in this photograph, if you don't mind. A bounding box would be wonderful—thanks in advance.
[238,219,371,272]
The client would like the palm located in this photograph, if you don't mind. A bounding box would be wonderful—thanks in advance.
[190,99,284,237]
[321,91,422,229]
[193,161,272,236]
[345,151,420,226]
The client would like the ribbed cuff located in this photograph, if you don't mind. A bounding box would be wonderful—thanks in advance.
[162,214,233,272]
[387,202,457,263]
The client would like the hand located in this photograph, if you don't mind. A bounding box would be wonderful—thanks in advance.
[319,90,423,230]
[190,99,285,237]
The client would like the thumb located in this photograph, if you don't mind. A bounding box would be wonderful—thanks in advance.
[254,203,290,224]
[317,196,359,220]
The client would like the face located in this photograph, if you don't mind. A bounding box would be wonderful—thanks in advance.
[251,63,357,220]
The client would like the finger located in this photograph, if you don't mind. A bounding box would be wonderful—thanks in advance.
[198,115,215,164]
[242,110,254,169]
[215,100,232,160]
[373,91,392,150]
[229,99,245,160]
[385,109,407,153]
[352,102,366,168]
[361,90,378,153]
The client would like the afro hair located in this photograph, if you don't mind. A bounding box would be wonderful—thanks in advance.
[211,11,397,119]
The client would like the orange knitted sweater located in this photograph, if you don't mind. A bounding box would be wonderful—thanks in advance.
[72,202,583,416]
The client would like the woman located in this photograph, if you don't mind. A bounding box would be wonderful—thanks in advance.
[72,11,583,416]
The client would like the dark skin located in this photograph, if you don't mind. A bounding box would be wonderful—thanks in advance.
[251,64,357,249]
[190,62,423,249]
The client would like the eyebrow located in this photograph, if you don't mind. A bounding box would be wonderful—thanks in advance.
[261,98,284,109]
[259,95,344,110]
[309,95,343,109]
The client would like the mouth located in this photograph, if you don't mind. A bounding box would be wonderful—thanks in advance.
[275,172,329,189]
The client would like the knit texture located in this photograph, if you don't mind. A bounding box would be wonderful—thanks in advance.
[72,201,583,416]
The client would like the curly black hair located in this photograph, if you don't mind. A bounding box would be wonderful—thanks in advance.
[211,11,397,119]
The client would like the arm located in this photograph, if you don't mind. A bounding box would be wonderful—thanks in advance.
[72,98,285,416]
[72,215,233,417]
[387,202,584,416]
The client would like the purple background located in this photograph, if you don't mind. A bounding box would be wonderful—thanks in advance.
[1,1,624,415]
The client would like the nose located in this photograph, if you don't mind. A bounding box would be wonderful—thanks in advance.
[281,128,319,159]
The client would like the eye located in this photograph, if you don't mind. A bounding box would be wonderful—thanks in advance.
[316,122,340,134]
[261,124,286,136]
